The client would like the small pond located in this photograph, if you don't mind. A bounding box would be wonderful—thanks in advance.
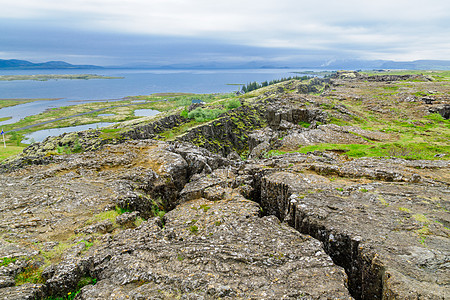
[22,122,114,144]
[134,109,160,117]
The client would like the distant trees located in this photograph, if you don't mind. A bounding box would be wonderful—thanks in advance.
[241,75,310,93]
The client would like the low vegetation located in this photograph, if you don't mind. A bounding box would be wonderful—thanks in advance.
[241,75,311,93]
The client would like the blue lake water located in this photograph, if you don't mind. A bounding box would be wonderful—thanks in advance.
[0,68,312,126]
[134,109,160,117]
[22,122,114,144]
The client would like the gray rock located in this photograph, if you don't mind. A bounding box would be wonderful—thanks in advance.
[115,211,140,226]
[73,197,352,299]
[0,276,15,288]
[248,141,271,159]
[0,283,45,300]
[75,220,114,235]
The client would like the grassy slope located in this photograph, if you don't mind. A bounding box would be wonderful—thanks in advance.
[0,146,24,161]
[270,71,450,160]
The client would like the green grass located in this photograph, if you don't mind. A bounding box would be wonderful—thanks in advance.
[0,257,18,267]
[98,128,123,140]
[0,98,57,109]
[0,116,12,122]
[270,139,449,160]
[398,207,412,213]
[88,209,120,225]
[15,265,45,285]
[189,225,199,234]
[412,214,431,224]
[298,121,311,128]
[0,146,25,162]
[187,107,225,122]
[158,120,200,140]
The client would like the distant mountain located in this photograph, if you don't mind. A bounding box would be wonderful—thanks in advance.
[110,61,291,70]
[4,58,449,71]
[379,60,450,70]
[114,59,450,71]
[0,59,103,69]
[319,59,450,70]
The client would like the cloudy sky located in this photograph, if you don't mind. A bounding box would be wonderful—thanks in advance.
[0,0,449,66]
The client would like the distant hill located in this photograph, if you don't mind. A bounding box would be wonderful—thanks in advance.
[3,58,450,71]
[114,59,450,71]
[318,59,450,70]
[379,60,450,70]
[0,59,103,69]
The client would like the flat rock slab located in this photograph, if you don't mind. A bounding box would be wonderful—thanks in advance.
[281,124,391,149]
[0,283,45,300]
[75,196,352,299]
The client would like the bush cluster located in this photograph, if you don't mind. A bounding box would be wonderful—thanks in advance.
[187,108,225,122]
[241,75,310,93]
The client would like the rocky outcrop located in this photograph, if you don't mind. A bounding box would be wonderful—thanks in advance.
[72,197,352,299]
[333,71,432,82]
[247,153,450,299]
[0,114,189,172]
[177,104,266,156]
[429,104,450,119]
[0,141,355,299]
[0,72,449,299]
[121,114,188,140]
[265,106,327,129]
[280,124,391,149]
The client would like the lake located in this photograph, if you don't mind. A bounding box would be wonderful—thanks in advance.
[22,122,114,144]
[0,68,309,126]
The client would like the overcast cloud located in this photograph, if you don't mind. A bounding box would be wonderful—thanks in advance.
[0,0,449,66]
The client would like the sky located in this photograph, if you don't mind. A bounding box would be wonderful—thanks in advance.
[0,0,449,67]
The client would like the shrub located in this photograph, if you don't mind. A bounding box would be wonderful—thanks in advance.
[180,109,188,118]
[187,108,225,122]
[225,99,241,110]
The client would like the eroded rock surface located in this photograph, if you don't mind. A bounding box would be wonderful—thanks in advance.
[74,196,351,299]
[0,73,449,299]
[250,153,450,299]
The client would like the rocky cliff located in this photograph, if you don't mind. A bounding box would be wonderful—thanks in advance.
[0,73,448,299]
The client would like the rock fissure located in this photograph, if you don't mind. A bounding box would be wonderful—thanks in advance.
[0,73,449,299]
[248,172,374,299]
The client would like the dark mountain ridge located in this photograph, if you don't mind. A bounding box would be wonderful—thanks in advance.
[2,58,450,71]
[0,59,103,69]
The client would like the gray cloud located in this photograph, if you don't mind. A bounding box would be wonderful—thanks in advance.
[1,0,449,64]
